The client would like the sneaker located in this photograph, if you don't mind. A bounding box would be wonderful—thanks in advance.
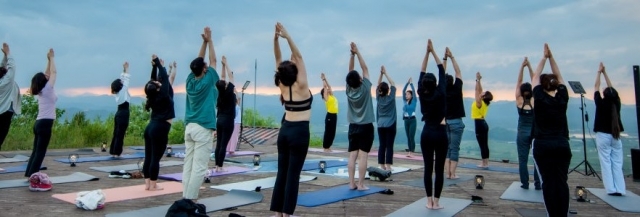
[29,182,52,192]
[122,172,132,179]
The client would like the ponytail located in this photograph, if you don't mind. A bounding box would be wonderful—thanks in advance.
[611,103,621,139]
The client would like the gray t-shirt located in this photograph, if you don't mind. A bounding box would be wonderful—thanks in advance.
[346,78,375,124]
[376,86,397,127]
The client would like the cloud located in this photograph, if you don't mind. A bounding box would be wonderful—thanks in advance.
[2,0,639,105]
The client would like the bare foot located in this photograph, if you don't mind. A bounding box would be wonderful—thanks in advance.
[356,184,369,191]
[349,182,357,190]
[217,167,227,172]
[432,203,444,209]
[324,149,332,153]
[145,179,150,190]
[149,184,164,191]
[426,200,433,209]
[477,164,488,168]
[450,175,460,180]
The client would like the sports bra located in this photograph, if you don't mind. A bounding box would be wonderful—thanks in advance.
[283,86,313,112]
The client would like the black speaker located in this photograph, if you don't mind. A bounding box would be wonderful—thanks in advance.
[633,65,640,181]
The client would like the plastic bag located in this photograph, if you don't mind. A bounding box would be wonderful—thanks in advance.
[75,189,106,210]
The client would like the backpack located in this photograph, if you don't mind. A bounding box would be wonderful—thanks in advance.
[166,199,209,217]
[367,167,392,181]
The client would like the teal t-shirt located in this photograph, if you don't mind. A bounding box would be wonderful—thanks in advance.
[185,66,219,129]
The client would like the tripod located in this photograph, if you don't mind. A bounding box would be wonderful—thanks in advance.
[238,81,254,149]
[567,81,601,180]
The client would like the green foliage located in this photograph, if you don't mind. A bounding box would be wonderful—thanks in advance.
[3,96,275,151]
[309,134,323,148]
[243,108,278,128]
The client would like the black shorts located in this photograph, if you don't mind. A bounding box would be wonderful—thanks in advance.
[348,123,374,153]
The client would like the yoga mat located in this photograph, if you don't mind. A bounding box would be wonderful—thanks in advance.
[499,182,543,203]
[400,174,474,188]
[210,175,317,191]
[1,148,96,158]
[587,188,640,213]
[308,148,347,153]
[173,150,263,158]
[90,161,184,173]
[105,190,263,217]
[0,155,29,163]
[0,172,98,189]
[224,155,279,164]
[515,208,577,217]
[369,152,423,161]
[0,164,46,174]
[317,166,412,179]
[385,197,472,217]
[129,145,186,150]
[159,166,252,181]
[253,159,348,172]
[297,184,385,207]
[54,152,145,163]
[52,181,183,204]
[458,163,533,175]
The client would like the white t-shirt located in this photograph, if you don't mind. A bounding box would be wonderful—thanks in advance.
[234,104,241,124]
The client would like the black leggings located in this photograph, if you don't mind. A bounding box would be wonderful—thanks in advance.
[25,119,54,177]
[322,112,337,149]
[421,124,449,198]
[474,119,490,159]
[143,120,171,181]
[109,104,129,156]
[377,122,397,164]
[270,121,309,215]
[533,138,572,217]
[215,116,235,167]
[0,111,14,150]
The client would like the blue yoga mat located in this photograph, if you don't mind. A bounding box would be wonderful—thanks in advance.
[0,164,46,174]
[54,152,144,163]
[254,159,347,172]
[298,184,385,207]
[458,163,533,175]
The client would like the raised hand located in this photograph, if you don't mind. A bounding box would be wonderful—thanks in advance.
[47,48,55,59]
[123,62,129,70]
[201,27,212,42]
[277,22,289,39]
[381,65,386,74]
[522,57,529,67]
[445,47,452,58]
[543,43,551,58]
[321,72,326,80]
[599,62,605,73]
[160,59,165,66]
[350,42,358,54]
[172,61,177,68]
[476,72,482,80]
[408,77,412,83]
[151,54,157,65]
[222,56,227,65]
[274,24,281,39]
[1,43,9,55]
[427,39,434,52]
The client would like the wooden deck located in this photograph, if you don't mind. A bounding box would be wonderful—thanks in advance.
[0,142,639,217]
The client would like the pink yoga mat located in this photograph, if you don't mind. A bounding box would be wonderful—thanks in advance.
[52,181,183,204]
[368,152,423,161]
[308,148,347,153]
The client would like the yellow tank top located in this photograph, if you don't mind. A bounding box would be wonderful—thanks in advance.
[471,101,488,119]
[326,95,338,114]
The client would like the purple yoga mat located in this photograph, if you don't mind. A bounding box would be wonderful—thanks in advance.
[158,166,252,181]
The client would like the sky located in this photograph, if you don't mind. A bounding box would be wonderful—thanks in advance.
[1,0,640,104]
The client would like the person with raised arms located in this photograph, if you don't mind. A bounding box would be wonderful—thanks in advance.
[472,71,493,168]
[418,39,448,209]
[0,43,21,151]
[515,57,541,190]
[213,56,237,172]
[531,43,571,216]
[271,22,312,217]
[109,61,131,158]
[593,62,625,196]
[442,47,465,179]
[345,42,375,191]
[183,26,220,203]
[376,65,397,171]
[25,49,57,188]
[142,54,175,191]
[320,72,338,153]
